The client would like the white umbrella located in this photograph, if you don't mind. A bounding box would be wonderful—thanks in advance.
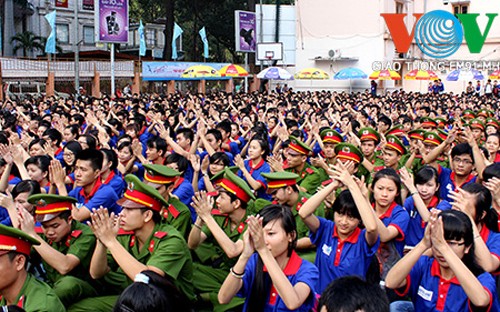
[257,67,294,80]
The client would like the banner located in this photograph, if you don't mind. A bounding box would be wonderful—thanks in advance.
[44,11,56,54]
[142,62,230,81]
[96,0,129,43]
[172,23,183,60]
[55,0,68,8]
[199,27,209,59]
[83,0,94,10]
[139,20,146,57]
[235,11,256,52]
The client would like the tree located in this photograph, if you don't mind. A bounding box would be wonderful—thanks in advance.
[39,37,64,55]
[10,31,43,57]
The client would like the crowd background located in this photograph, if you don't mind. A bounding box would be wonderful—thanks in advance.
[1,83,500,312]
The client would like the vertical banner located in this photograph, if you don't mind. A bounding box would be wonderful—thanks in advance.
[44,11,56,54]
[172,23,183,60]
[96,0,129,43]
[199,27,209,59]
[235,10,256,52]
[139,20,146,57]
[55,0,68,8]
[83,0,94,10]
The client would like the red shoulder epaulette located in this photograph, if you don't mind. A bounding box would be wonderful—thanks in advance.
[211,209,227,216]
[305,167,314,174]
[118,229,134,235]
[154,231,168,239]
[237,222,245,234]
[322,179,333,186]
[71,230,82,238]
[168,204,180,218]
[374,166,384,172]
[35,227,44,234]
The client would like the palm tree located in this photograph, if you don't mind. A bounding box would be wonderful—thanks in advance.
[10,31,43,57]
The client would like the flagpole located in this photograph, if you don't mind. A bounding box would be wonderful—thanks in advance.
[111,43,115,97]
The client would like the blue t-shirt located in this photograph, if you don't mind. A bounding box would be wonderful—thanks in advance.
[377,202,409,256]
[238,252,318,312]
[310,217,379,293]
[438,165,477,202]
[237,159,272,201]
[172,178,194,209]
[398,256,499,312]
[69,181,121,219]
[403,196,451,247]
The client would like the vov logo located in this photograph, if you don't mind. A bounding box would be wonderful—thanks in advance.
[381,10,497,59]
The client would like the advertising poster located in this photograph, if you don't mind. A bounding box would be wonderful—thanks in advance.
[83,0,94,11]
[235,11,256,52]
[55,0,68,8]
[97,0,129,43]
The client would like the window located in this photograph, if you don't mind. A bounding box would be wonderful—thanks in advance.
[453,4,468,15]
[56,24,69,43]
[83,26,94,45]
[146,29,156,47]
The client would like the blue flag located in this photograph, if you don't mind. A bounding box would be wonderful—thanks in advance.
[44,11,56,54]
[139,20,146,57]
[199,27,209,59]
[172,22,183,60]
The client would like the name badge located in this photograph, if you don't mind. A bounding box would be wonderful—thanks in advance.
[322,244,332,256]
[418,285,433,301]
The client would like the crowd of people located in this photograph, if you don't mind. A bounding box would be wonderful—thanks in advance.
[0,86,500,312]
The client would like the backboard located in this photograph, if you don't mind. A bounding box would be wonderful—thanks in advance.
[257,42,283,61]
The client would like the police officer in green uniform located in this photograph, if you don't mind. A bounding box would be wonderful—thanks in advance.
[357,127,381,183]
[421,131,450,169]
[313,128,343,183]
[188,167,255,311]
[17,194,97,307]
[68,174,194,312]
[373,135,408,173]
[261,171,324,262]
[0,224,65,312]
[142,164,192,239]
[402,129,426,172]
[284,136,321,194]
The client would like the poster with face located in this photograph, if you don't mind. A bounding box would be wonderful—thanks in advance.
[97,0,128,43]
[235,11,256,52]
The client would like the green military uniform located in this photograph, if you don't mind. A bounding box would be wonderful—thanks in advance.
[143,164,192,239]
[27,193,98,307]
[0,273,65,312]
[0,224,65,311]
[286,136,321,194]
[192,167,255,311]
[68,175,194,312]
[357,127,381,185]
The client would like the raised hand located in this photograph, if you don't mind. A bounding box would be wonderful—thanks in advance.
[18,207,37,235]
[88,208,119,246]
[246,214,266,252]
[234,154,245,170]
[189,154,201,172]
[49,159,66,186]
[190,191,214,221]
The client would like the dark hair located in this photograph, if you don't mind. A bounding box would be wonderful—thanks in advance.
[414,166,439,187]
[11,180,41,200]
[461,183,492,224]
[117,141,133,154]
[64,140,83,155]
[247,205,298,312]
[332,190,362,221]
[482,163,500,182]
[139,208,162,225]
[101,148,119,171]
[71,114,85,126]
[451,143,474,162]
[439,210,483,276]
[370,168,402,206]
[24,155,51,175]
[75,149,103,171]
[113,270,191,312]
[28,138,47,151]
[209,152,230,167]
[206,129,222,143]
[42,128,62,146]
[318,276,389,312]
[79,134,97,150]
[216,119,232,135]
[249,136,270,159]
[378,115,392,128]
[64,124,80,139]
[147,137,167,156]
[176,128,194,143]
[165,154,188,174]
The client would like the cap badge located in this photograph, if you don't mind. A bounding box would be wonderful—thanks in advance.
[127,182,135,192]
[342,146,350,153]
[388,137,395,143]
[36,199,46,207]
[428,134,434,140]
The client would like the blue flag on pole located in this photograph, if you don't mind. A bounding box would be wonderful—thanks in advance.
[139,20,146,56]
[199,27,209,59]
[172,23,183,60]
[44,11,56,54]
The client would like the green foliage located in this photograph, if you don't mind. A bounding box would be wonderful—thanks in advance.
[10,31,44,57]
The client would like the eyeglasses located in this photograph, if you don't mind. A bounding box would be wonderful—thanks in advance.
[452,157,473,165]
